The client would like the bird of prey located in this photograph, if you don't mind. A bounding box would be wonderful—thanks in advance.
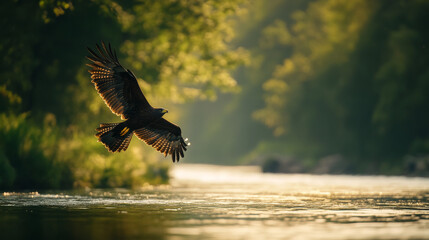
[86,42,189,162]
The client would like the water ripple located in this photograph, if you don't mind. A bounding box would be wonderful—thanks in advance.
[1,164,429,240]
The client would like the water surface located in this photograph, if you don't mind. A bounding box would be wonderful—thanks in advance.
[1,164,428,239]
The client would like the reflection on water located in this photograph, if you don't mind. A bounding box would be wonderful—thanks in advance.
[1,164,429,240]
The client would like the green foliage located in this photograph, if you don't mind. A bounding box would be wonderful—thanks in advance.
[254,0,429,171]
[3,0,427,180]
[0,113,169,189]
[183,0,429,175]
[59,133,169,188]
[0,152,16,188]
[255,0,373,136]
[180,0,307,164]
[116,0,249,102]
[0,113,70,189]
[0,0,247,189]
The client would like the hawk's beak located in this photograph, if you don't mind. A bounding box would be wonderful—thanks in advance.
[162,109,168,114]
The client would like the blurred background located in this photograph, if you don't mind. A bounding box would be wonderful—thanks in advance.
[1,0,429,190]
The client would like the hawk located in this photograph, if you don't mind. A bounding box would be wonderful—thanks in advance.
[87,42,189,162]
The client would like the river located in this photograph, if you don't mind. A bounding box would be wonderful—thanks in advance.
[1,164,428,240]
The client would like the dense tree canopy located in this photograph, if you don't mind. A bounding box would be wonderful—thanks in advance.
[183,0,429,174]
[1,0,428,190]
[254,0,429,171]
[0,0,247,189]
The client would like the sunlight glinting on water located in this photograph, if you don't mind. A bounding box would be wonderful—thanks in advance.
[1,164,429,240]
[171,164,429,194]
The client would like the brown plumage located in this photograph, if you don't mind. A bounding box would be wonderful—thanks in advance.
[87,42,189,162]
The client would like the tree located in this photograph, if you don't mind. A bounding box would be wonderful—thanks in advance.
[0,0,248,189]
[255,0,429,172]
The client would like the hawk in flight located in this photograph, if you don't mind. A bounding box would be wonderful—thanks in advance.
[87,42,189,162]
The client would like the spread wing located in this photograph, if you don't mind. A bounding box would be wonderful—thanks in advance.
[134,118,189,162]
[87,42,151,119]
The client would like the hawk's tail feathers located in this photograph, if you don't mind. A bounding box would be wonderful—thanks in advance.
[96,123,133,152]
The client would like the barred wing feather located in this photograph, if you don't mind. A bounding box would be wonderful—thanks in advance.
[134,118,188,162]
[86,42,151,119]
